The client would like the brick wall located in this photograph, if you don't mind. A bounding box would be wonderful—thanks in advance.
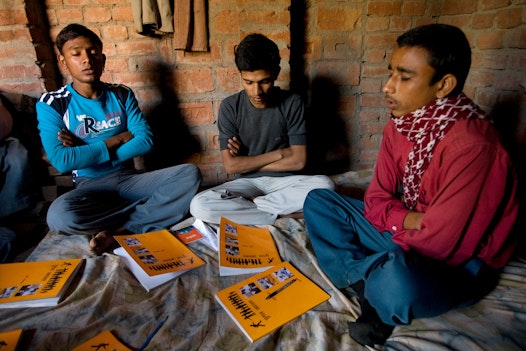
[305,0,526,171]
[1,0,524,186]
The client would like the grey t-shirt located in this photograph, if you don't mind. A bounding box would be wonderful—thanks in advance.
[218,88,306,178]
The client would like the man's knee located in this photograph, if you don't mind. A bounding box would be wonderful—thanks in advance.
[189,190,212,219]
[305,188,331,208]
[46,198,72,233]
[364,248,458,325]
[176,163,201,182]
[313,175,336,190]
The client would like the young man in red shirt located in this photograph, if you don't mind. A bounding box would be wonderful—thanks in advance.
[304,24,519,347]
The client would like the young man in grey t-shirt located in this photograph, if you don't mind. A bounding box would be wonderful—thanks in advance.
[190,33,334,225]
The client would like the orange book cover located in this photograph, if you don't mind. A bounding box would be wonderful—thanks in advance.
[0,329,23,351]
[71,330,132,351]
[114,229,205,277]
[0,259,83,308]
[218,217,282,276]
[215,261,331,342]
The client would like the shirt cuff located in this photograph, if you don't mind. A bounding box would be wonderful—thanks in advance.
[387,207,409,232]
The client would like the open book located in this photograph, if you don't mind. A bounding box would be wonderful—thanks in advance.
[113,229,205,291]
[215,261,331,342]
[0,259,83,308]
[218,217,282,276]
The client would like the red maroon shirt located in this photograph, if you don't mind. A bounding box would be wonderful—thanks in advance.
[364,118,519,269]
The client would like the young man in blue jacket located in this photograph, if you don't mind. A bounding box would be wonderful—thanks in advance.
[36,24,201,255]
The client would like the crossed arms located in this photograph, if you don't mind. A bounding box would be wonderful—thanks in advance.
[221,136,306,175]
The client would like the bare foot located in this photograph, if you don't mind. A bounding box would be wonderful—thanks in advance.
[89,230,116,256]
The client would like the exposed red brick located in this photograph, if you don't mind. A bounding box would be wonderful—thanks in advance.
[115,40,157,56]
[472,13,495,29]
[0,9,27,26]
[101,25,129,41]
[112,7,134,22]
[217,67,242,92]
[1,0,524,184]
[173,68,214,94]
[442,0,478,15]
[85,7,112,23]
[323,34,353,60]
[390,17,412,32]
[361,78,385,94]
[213,10,240,34]
[367,1,402,16]
[174,41,222,65]
[467,71,495,88]
[304,35,323,61]
[178,102,214,125]
[317,6,361,31]
[496,8,522,29]
[505,28,526,49]
[240,10,290,26]
[402,1,426,16]
[482,0,512,11]
[314,61,360,86]
[55,8,83,24]
[366,17,390,32]
[364,33,399,49]
[477,31,504,49]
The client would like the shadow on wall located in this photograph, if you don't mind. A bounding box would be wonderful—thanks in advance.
[491,90,526,256]
[305,76,351,176]
[290,1,351,175]
[142,62,201,171]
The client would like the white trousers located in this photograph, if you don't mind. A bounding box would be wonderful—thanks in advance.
[189,175,335,225]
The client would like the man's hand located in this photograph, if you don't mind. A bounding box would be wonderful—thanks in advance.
[104,130,133,151]
[58,128,81,147]
[227,136,243,157]
[403,211,424,230]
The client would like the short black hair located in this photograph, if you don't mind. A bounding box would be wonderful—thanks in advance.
[397,24,471,96]
[234,33,281,76]
[55,23,103,54]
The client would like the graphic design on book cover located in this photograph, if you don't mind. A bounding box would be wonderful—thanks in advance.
[71,330,133,351]
[114,229,205,277]
[0,259,83,308]
[218,217,282,276]
[0,329,23,351]
[215,261,331,342]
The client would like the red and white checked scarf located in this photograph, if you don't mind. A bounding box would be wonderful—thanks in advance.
[391,93,488,210]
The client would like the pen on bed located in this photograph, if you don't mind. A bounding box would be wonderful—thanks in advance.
[139,316,168,351]
[266,278,298,300]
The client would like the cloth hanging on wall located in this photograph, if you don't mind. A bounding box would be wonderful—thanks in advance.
[174,0,209,52]
[130,0,209,52]
[131,0,174,35]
